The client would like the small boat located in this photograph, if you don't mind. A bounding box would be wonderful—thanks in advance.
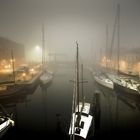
[39,24,53,85]
[0,50,26,99]
[94,74,114,89]
[40,71,53,85]
[69,42,93,140]
[94,24,113,90]
[69,102,93,139]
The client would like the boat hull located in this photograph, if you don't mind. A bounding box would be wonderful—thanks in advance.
[96,82,115,97]
[40,73,53,85]
[94,76,114,89]
[114,82,140,100]
[0,84,25,99]
[69,102,93,139]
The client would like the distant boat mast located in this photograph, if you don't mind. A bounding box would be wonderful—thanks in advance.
[76,41,80,118]
[117,4,120,74]
[105,24,108,69]
[11,50,15,84]
[42,23,45,72]
[109,4,120,73]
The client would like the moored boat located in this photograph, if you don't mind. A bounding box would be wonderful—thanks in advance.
[40,71,53,85]
[69,102,93,139]
[114,77,140,100]
[39,24,53,86]
[69,42,93,140]
[94,74,114,90]
[0,84,25,99]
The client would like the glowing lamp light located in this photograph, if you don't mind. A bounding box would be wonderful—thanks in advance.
[30,68,34,72]
[22,73,26,77]
[120,60,127,70]
[10,59,15,62]
[35,45,41,51]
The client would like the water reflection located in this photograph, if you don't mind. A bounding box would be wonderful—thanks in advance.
[0,64,140,139]
[96,81,140,139]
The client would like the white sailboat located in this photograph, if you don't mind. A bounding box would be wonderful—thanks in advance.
[106,4,140,99]
[94,25,114,90]
[39,24,53,85]
[69,42,93,139]
[94,74,113,89]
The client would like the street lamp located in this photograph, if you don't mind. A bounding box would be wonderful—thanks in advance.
[35,45,40,51]
[34,45,42,63]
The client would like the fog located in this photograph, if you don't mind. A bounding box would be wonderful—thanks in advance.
[0,0,140,62]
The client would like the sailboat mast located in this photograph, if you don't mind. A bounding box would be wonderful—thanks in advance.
[11,50,15,84]
[117,4,120,74]
[42,23,45,72]
[76,42,80,114]
[81,64,84,106]
[106,25,108,69]
[109,5,118,72]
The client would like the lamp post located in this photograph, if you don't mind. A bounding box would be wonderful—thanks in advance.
[35,45,42,63]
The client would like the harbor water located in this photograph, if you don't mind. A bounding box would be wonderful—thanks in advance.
[1,63,140,139]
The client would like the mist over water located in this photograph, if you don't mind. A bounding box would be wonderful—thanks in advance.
[0,0,140,139]
[0,63,140,139]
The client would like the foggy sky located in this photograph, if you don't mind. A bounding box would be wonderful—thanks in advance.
[0,0,140,61]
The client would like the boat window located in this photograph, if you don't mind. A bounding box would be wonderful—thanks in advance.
[75,128,81,134]
[80,121,84,128]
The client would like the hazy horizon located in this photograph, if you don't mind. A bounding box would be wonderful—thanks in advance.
[0,0,140,61]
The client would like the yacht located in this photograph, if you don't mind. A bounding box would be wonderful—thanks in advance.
[69,42,93,140]
[114,77,140,99]
[94,74,114,89]
[39,24,53,85]
[40,70,53,85]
